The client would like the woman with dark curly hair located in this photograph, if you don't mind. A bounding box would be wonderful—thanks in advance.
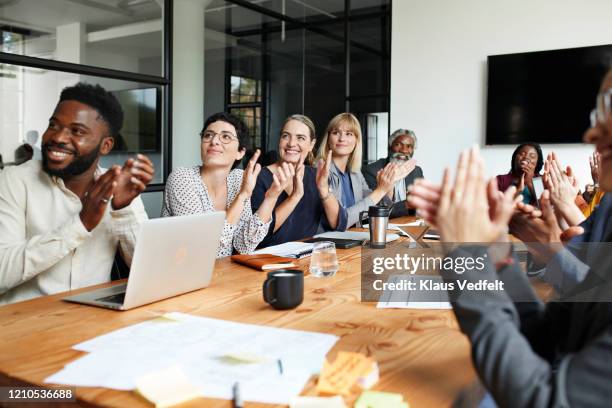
[162,112,285,257]
[496,142,544,205]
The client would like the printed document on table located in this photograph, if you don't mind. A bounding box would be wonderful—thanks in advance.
[45,313,338,405]
[377,275,452,309]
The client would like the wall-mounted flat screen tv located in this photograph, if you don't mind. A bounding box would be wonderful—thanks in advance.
[111,87,161,152]
[486,44,612,145]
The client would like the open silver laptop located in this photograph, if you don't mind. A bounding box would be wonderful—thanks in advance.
[63,212,225,310]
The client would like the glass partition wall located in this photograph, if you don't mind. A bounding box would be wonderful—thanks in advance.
[204,0,391,162]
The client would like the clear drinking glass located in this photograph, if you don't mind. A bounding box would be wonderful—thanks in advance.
[309,241,339,277]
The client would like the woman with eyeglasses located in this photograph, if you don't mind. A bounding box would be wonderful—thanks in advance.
[496,142,544,205]
[316,113,414,229]
[250,114,347,248]
[162,112,286,257]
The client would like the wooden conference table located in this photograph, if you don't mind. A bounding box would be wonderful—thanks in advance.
[0,216,478,407]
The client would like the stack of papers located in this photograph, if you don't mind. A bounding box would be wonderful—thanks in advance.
[45,313,338,405]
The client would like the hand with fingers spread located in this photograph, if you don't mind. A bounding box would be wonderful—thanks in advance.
[80,166,120,231]
[396,158,417,179]
[315,151,332,200]
[544,152,579,205]
[112,154,155,210]
[376,162,405,193]
[590,151,601,185]
[436,147,518,243]
[239,149,262,198]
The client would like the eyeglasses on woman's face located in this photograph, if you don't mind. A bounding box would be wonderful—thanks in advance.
[200,131,238,144]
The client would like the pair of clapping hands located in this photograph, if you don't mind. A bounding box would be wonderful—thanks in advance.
[313,151,416,200]
[239,150,304,201]
[408,147,585,263]
[407,146,519,244]
[81,155,154,231]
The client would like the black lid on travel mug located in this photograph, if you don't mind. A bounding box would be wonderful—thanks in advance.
[368,205,390,218]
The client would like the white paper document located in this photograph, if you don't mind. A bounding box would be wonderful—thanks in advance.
[377,275,452,309]
[45,313,338,405]
[252,241,315,258]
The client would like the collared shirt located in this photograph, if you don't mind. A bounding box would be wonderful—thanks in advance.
[0,160,148,305]
[336,164,355,208]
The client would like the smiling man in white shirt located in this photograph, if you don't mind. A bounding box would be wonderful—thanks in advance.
[0,82,154,305]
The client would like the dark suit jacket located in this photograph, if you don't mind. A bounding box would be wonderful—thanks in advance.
[361,157,424,218]
[443,244,612,408]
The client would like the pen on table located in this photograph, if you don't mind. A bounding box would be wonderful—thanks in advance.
[233,381,243,408]
[277,358,284,375]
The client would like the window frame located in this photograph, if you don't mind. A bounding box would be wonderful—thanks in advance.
[0,0,173,192]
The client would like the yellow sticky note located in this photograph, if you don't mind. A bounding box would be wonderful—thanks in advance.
[149,312,185,323]
[222,352,268,364]
[290,395,346,408]
[354,391,409,408]
[316,352,374,396]
[135,365,201,408]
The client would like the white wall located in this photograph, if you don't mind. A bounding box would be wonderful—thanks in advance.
[391,0,612,187]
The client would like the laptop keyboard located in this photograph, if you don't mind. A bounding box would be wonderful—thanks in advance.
[96,292,126,304]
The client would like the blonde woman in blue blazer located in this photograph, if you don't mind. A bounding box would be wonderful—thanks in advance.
[315,113,414,229]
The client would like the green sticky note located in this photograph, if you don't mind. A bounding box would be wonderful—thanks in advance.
[354,391,408,408]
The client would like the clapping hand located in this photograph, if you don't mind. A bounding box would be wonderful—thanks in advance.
[240,149,262,197]
[316,150,332,199]
[511,190,566,263]
[292,164,305,199]
[266,161,294,199]
[590,151,601,184]
[542,152,585,227]
[436,147,517,243]
[543,152,579,208]
[80,166,120,231]
[112,154,154,210]
[376,162,402,192]
[519,158,536,184]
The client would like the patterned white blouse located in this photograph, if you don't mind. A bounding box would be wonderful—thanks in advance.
[161,166,271,258]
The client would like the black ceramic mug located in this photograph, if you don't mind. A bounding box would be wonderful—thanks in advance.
[263,270,304,310]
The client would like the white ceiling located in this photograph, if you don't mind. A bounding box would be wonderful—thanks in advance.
[0,0,161,33]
